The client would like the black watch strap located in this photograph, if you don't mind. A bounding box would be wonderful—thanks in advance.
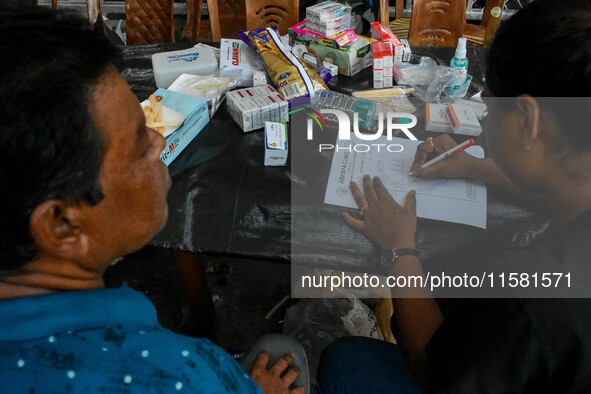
[381,247,418,269]
[395,248,418,259]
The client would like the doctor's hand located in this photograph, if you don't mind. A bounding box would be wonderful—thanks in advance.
[410,134,479,179]
[343,175,416,250]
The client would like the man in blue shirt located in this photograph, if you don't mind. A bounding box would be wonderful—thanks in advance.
[0,3,305,393]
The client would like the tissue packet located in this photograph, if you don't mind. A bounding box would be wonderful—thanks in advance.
[142,88,209,165]
[168,73,237,117]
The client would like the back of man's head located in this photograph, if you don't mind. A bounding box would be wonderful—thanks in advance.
[0,3,121,273]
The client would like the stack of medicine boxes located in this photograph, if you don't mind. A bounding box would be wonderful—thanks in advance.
[371,40,393,88]
[370,22,411,88]
[226,85,289,132]
[305,1,352,37]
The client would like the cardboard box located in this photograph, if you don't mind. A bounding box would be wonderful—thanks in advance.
[445,102,482,136]
[288,20,356,48]
[146,89,209,165]
[264,121,288,166]
[425,103,453,133]
[309,36,373,76]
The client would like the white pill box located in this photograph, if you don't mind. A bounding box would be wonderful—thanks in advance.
[264,121,288,166]
[219,38,265,87]
[425,103,453,133]
[226,86,289,132]
[306,1,351,36]
[306,1,351,23]
[454,98,488,120]
[400,39,412,62]
[445,102,483,136]
[152,46,218,88]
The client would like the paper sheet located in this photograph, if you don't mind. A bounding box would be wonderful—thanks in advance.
[324,135,487,228]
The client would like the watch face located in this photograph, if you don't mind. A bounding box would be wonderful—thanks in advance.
[380,248,395,268]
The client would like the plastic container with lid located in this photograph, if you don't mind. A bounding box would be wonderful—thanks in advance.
[151,46,218,88]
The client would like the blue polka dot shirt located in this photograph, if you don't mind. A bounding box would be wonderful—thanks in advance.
[0,285,261,393]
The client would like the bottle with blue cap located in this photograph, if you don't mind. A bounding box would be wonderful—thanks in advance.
[450,37,469,73]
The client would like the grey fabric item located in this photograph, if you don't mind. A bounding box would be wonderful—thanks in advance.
[241,334,310,394]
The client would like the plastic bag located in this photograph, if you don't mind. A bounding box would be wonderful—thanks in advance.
[393,56,437,86]
[423,67,473,104]
[341,296,379,339]
[283,296,379,389]
[240,27,328,100]
[290,44,333,85]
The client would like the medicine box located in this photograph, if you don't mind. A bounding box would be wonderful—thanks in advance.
[219,39,265,87]
[226,86,289,132]
[400,39,412,62]
[322,61,339,77]
[300,52,339,77]
[307,15,351,37]
[383,68,393,88]
[288,20,357,48]
[253,71,268,86]
[309,36,373,76]
[445,102,483,136]
[152,46,218,89]
[306,1,351,19]
[148,89,210,165]
[453,98,488,120]
[370,22,404,65]
[371,40,393,89]
[425,103,453,133]
[264,121,288,166]
[306,1,352,36]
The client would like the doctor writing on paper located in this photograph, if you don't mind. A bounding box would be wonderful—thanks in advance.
[315,0,591,392]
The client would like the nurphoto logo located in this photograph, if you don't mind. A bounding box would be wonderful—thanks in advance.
[306,109,418,152]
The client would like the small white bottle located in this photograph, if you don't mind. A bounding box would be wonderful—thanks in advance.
[450,37,469,74]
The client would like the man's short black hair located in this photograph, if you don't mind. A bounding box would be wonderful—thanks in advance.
[486,0,591,151]
[0,3,121,272]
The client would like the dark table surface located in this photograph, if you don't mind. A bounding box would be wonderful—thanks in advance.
[121,43,548,274]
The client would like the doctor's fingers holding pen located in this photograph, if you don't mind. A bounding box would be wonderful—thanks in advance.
[410,135,480,179]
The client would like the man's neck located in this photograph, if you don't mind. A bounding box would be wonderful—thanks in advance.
[0,258,105,300]
[0,281,56,300]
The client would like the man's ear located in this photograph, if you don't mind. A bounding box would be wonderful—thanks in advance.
[29,200,89,260]
[516,94,541,151]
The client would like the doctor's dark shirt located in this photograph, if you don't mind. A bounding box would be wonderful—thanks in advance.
[426,211,591,393]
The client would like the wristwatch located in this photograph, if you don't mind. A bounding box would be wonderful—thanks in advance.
[380,247,418,269]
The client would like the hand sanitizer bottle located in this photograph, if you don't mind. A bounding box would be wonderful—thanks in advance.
[450,37,469,73]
